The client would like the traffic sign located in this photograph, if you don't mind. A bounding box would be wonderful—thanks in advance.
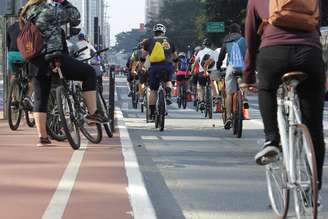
[206,22,225,33]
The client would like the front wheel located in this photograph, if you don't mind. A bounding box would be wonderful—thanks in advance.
[293,124,318,219]
[25,111,35,128]
[56,86,81,150]
[8,79,23,130]
[234,92,243,138]
[266,156,289,218]
[98,92,113,138]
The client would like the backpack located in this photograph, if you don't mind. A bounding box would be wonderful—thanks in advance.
[266,0,320,32]
[229,38,244,69]
[17,20,44,61]
[178,56,188,71]
[149,40,165,63]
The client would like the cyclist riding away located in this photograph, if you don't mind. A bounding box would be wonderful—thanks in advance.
[6,10,34,110]
[244,0,325,194]
[176,52,190,98]
[142,23,178,121]
[20,0,107,146]
[217,23,247,129]
[193,38,219,111]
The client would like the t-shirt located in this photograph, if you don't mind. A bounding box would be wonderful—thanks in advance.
[196,47,219,72]
[143,36,176,63]
[71,40,96,60]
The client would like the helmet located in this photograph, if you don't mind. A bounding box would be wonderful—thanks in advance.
[178,52,186,57]
[202,38,211,47]
[194,46,202,53]
[153,24,166,34]
[78,33,85,40]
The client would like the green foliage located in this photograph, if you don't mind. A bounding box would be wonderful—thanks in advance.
[112,29,145,53]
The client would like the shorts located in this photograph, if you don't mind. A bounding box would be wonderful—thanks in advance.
[176,75,187,82]
[149,62,174,90]
[7,51,25,73]
[225,65,241,94]
[198,72,210,87]
[138,70,148,84]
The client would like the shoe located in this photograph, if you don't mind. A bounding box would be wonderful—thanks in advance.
[199,101,205,111]
[254,140,280,165]
[128,91,132,97]
[37,137,52,147]
[224,118,232,129]
[85,110,108,124]
[23,96,34,111]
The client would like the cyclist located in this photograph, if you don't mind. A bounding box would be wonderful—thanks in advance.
[193,38,219,111]
[217,23,246,129]
[190,46,202,106]
[6,11,34,110]
[244,0,325,194]
[142,24,178,121]
[126,49,137,97]
[175,52,190,98]
[71,33,96,61]
[20,0,107,146]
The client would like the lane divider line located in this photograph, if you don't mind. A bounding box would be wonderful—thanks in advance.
[116,107,157,219]
[42,140,88,219]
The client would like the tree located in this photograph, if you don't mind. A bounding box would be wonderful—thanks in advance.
[112,29,145,53]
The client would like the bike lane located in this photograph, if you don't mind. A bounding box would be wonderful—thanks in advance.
[0,118,132,219]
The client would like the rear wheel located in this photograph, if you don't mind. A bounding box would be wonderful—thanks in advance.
[56,86,81,150]
[158,89,165,131]
[25,111,35,128]
[293,124,318,219]
[8,79,22,130]
[266,155,289,218]
[47,90,66,141]
[234,92,243,138]
[98,92,113,138]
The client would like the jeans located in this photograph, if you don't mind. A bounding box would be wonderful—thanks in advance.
[256,45,325,189]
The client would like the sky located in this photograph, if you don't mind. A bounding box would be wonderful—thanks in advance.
[108,0,146,46]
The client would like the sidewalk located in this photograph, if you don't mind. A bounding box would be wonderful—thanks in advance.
[0,119,132,219]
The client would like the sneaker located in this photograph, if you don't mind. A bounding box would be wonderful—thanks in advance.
[23,96,34,111]
[199,101,205,111]
[128,91,132,97]
[254,140,280,165]
[37,137,52,147]
[224,118,232,129]
[84,110,108,124]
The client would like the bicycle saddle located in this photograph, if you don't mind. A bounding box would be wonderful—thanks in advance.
[44,51,63,62]
[281,72,307,85]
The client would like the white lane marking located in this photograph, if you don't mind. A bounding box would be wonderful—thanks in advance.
[116,108,157,219]
[42,140,88,219]
[141,136,159,140]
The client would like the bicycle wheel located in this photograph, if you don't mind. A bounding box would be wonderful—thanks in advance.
[234,92,243,138]
[56,86,81,150]
[145,88,150,123]
[205,85,213,119]
[25,110,35,127]
[79,91,103,144]
[266,155,290,218]
[182,87,187,109]
[293,124,318,219]
[8,79,23,130]
[99,92,113,138]
[109,72,115,132]
[47,91,66,141]
[158,89,165,131]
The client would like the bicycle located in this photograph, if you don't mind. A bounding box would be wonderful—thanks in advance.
[177,79,188,109]
[46,50,104,149]
[200,75,213,119]
[7,61,35,130]
[265,72,318,219]
[154,70,168,131]
[131,77,139,109]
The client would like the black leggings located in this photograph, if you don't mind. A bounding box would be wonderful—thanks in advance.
[30,54,97,112]
[256,45,326,189]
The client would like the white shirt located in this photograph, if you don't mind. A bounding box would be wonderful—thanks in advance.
[215,48,227,68]
[196,47,219,72]
[72,40,97,61]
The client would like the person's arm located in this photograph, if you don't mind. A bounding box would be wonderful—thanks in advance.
[243,0,261,85]
[217,45,227,70]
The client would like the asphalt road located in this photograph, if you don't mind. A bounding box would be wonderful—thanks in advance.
[116,77,328,219]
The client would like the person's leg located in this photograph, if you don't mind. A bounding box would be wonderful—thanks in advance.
[294,46,326,190]
[148,65,160,120]
[224,66,237,128]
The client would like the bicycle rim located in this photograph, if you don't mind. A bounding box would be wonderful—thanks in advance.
[56,86,81,150]
[236,93,243,138]
[25,110,35,128]
[266,155,289,218]
[293,124,318,219]
[8,79,22,130]
[99,93,113,138]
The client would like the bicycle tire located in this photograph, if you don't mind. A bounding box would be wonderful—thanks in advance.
[293,124,318,219]
[158,89,165,131]
[47,90,66,141]
[182,86,187,109]
[99,92,113,138]
[205,85,213,119]
[266,156,290,218]
[25,110,35,128]
[56,86,81,150]
[235,92,243,138]
[8,79,23,131]
[79,91,103,143]
[109,72,115,132]
[145,88,150,123]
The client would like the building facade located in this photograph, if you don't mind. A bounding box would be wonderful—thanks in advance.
[145,0,163,24]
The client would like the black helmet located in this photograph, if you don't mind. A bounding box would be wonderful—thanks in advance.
[202,38,211,47]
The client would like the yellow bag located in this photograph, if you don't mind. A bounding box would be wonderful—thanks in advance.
[149,41,165,63]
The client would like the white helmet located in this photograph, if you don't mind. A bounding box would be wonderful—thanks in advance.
[153,24,166,34]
